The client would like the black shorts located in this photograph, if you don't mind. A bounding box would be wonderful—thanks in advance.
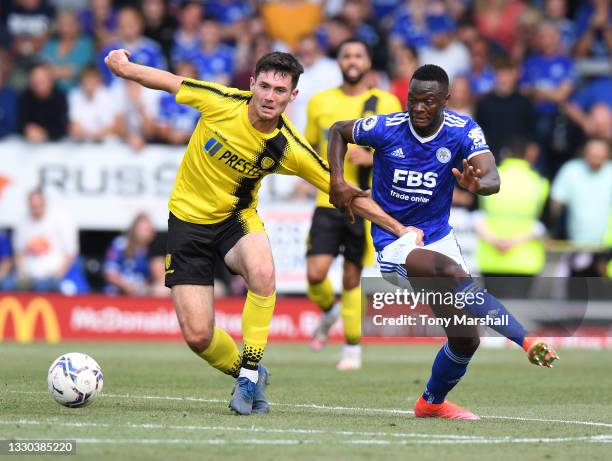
[306,207,366,266]
[164,210,264,287]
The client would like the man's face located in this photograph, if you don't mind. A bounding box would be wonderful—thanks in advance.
[584,140,610,171]
[337,42,371,85]
[250,71,297,121]
[118,9,143,42]
[407,80,448,130]
[28,193,45,220]
[30,66,54,99]
[200,20,221,47]
[298,37,319,68]
[495,67,518,95]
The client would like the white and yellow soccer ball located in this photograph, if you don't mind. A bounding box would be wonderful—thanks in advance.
[47,353,104,408]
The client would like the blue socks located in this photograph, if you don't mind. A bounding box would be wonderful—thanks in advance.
[422,342,473,404]
[455,279,527,347]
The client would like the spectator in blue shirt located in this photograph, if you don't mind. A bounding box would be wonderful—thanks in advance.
[170,2,203,66]
[574,0,612,60]
[389,1,460,52]
[155,61,200,144]
[0,230,15,291]
[0,49,18,138]
[520,21,575,116]
[566,72,612,138]
[104,213,156,296]
[520,21,575,175]
[40,9,95,91]
[369,0,403,23]
[466,36,496,97]
[389,2,433,51]
[205,0,253,42]
[188,19,234,85]
[79,0,118,45]
[544,0,577,54]
[98,7,167,86]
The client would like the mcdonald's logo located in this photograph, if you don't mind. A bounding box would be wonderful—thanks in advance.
[0,297,61,343]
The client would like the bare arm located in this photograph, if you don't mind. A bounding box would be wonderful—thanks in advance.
[327,119,369,217]
[105,270,145,296]
[352,195,423,243]
[452,153,500,196]
[104,49,183,95]
[0,258,12,279]
[327,119,423,242]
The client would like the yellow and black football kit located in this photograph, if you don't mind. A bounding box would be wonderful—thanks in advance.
[304,87,401,265]
[304,87,401,346]
[166,79,331,288]
[164,79,331,377]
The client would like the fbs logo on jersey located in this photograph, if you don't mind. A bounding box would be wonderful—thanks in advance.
[436,147,451,163]
[390,169,437,203]
[392,169,437,190]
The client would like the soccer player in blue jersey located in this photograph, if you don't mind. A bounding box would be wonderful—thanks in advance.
[327,64,559,420]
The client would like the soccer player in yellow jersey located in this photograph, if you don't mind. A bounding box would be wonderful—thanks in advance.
[104,48,415,415]
[304,38,402,370]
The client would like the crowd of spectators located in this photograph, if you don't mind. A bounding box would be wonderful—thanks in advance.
[0,0,609,161]
[0,0,611,293]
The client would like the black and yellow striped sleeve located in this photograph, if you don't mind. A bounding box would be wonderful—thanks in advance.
[277,122,330,194]
[175,78,251,114]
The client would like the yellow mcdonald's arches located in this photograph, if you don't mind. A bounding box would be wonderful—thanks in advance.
[0,296,61,343]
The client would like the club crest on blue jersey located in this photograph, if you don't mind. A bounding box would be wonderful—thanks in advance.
[436,147,452,163]
[362,115,378,131]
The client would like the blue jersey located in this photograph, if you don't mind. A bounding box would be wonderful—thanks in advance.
[188,45,235,82]
[158,93,200,133]
[519,54,575,115]
[353,109,490,250]
[99,38,167,85]
[103,236,150,295]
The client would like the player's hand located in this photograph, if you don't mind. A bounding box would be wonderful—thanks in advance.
[104,49,131,77]
[493,239,515,253]
[452,159,482,193]
[399,226,425,246]
[329,180,369,223]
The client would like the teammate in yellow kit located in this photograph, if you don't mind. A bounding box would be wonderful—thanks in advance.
[304,38,402,370]
[104,48,411,415]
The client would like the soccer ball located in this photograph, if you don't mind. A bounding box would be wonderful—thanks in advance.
[47,353,104,408]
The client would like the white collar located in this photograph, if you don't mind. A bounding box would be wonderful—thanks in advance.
[408,113,446,143]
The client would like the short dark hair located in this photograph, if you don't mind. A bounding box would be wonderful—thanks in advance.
[337,37,372,59]
[411,64,449,90]
[254,52,304,89]
[492,55,516,71]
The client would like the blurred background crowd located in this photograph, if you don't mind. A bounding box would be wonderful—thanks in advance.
[0,0,611,297]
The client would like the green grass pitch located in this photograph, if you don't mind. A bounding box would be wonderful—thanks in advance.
[1,342,612,461]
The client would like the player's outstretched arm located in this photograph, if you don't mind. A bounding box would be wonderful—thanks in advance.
[104,49,183,95]
[326,119,419,240]
[452,154,500,196]
[352,196,424,243]
[327,119,369,220]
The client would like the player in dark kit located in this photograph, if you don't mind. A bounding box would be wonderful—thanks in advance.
[328,64,559,420]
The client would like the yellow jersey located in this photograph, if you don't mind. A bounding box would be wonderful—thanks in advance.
[305,87,402,208]
[169,79,331,224]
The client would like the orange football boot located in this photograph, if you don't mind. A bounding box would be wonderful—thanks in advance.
[414,396,480,420]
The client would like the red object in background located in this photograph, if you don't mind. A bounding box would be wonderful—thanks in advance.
[0,294,347,343]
